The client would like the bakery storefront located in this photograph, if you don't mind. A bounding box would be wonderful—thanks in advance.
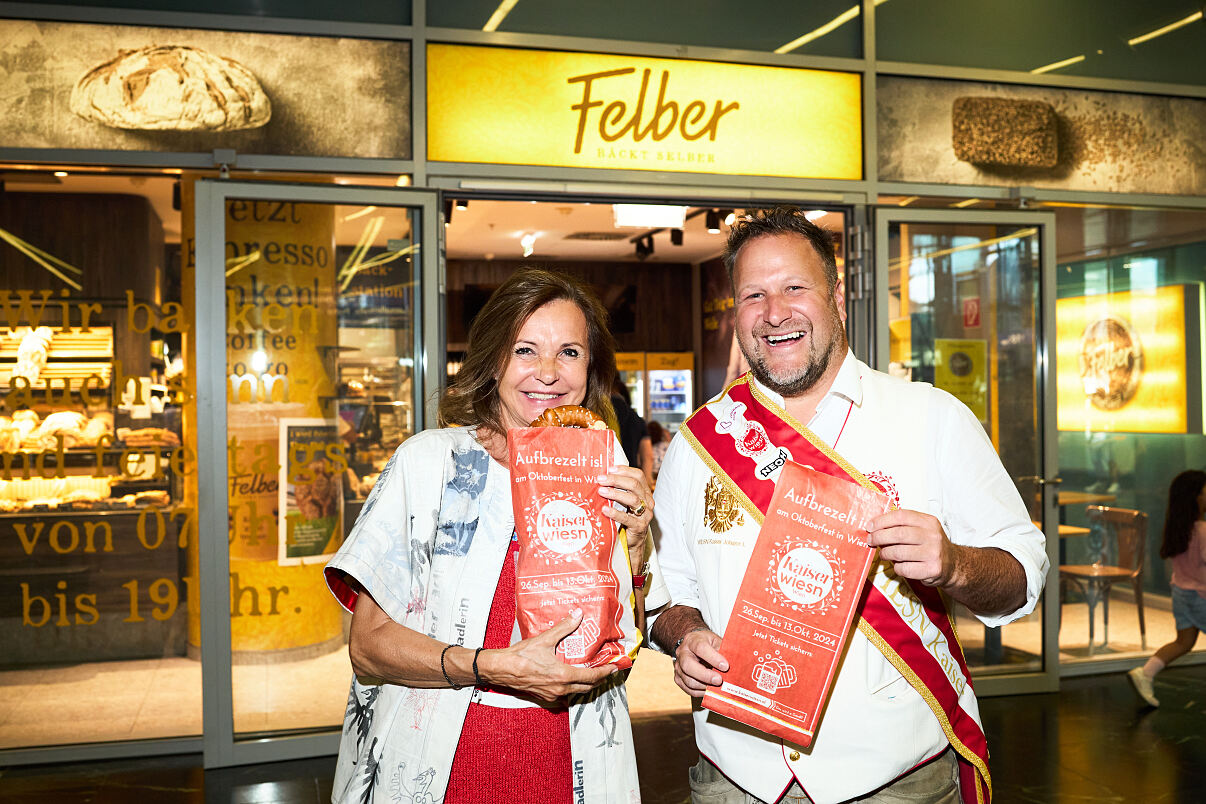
[2,0,1204,770]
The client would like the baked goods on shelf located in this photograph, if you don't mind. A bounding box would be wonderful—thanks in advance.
[116,426,181,447]
[0,410,115,451]
[13,327,53,385]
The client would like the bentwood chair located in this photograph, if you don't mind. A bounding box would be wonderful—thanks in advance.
[1059,505,1147,656]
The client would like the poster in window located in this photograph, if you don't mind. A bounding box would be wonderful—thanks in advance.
[278,418,344,565]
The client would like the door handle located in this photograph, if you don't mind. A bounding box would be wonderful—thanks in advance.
[1017,476,1062,487]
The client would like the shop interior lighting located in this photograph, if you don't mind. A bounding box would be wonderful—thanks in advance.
[520,232,538,257]
[775,0,890,54]
[455,198,469,210]
[0,226,83,290]
[705,210,722,234]
[1128,11,1202,46]
[342,206,378,222]
[670,228,684,246]
[483,0,521,32]
[724,211,737,226]
[1030,54,1085,74]
[443,198,453,225]
[805,210,828,222]
[53,171,68,177]
[612,203,687,229]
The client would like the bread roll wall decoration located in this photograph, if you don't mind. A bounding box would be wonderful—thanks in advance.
[70,44,271,131]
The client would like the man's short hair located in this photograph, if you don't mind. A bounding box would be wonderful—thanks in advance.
[722,207,840,293]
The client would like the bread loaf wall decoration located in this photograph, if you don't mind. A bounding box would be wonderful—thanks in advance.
[951,96,1058,169]
[70,44,271,131]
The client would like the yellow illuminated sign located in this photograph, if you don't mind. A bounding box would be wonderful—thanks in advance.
[1057,285,1190,433]
[648,352,693,371]
[615,352,645,372]
[427,44,862,179]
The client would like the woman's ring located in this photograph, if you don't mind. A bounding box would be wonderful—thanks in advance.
[633,499,647,517]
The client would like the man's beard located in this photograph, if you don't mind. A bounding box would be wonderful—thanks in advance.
[738,312,845,398]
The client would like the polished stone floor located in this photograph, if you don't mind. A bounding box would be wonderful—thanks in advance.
[1,665,1204,803]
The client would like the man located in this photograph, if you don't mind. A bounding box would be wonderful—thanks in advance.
[649,208,1048,804]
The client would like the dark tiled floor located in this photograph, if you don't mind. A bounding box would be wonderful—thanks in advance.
[2,666,1204,803]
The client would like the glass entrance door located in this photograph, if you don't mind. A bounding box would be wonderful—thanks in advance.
[874,208,1059,695]
[193,180,440,767]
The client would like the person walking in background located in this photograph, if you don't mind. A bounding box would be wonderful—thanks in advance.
[646,420,670,482]
[1128,469,1206,708]
[612,378,654,489]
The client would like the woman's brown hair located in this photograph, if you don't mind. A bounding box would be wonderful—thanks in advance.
[437,268,618,435]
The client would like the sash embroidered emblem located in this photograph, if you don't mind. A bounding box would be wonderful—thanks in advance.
[703,476,745,533]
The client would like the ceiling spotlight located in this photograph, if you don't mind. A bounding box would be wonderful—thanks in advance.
[520,232,538,257]
[805,209,828,221]
[724,211,736,226]
[53,171,68,178]
[705,210,721,234]
[455,198,468,211]
[670,228,684,246]
[634,235,654,261]
[443,198,453,226]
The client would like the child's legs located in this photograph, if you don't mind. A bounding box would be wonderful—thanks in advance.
[1154,627,1199,666]
[1154,586,1206,666]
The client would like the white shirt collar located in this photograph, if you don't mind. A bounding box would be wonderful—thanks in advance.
[747,350,863,412]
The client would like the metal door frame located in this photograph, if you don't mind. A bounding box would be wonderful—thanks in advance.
[872,207,1059,696]
[194,179,441,767]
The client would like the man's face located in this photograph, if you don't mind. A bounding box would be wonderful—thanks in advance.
[732,233,847,398]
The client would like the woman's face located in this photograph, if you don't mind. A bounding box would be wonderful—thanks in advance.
[496,299,591,432]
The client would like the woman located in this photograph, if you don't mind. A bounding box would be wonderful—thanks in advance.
[325,269,666,803]
[646,420,670,481]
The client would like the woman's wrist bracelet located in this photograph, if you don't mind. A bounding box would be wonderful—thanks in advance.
[472,647,484,687]
[440,644,462,689]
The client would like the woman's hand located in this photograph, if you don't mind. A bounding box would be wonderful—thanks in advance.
[597,465,654,561]
[478,610,617,701]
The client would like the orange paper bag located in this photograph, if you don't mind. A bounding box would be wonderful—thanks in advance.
[509,427,638,669]
[703,461,890,746]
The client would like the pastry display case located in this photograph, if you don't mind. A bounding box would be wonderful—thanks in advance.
[0,322,189,666]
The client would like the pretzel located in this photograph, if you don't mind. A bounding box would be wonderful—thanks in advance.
[529,405,608,429]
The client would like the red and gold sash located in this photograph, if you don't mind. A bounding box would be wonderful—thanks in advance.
[680,376,991,804]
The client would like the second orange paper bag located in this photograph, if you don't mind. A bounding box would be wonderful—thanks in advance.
[703,461,890,746]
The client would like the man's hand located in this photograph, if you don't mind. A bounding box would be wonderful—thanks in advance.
[672,628,728,697]
[649,604,729,697]
[866,509,957,588]
[867,508,1027,616]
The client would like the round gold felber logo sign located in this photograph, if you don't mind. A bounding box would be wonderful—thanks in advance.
[1079,315,1143,410]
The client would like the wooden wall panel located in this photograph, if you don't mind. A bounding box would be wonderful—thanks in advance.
[446,259,694,353]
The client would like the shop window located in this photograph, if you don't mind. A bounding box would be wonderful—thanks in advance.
[62,0,411,24]
[1051,204,1206,663]
[428,0,862,58]
[877,0,1206,86]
